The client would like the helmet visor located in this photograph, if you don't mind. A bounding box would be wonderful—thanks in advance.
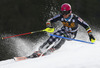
[60,11,70,15]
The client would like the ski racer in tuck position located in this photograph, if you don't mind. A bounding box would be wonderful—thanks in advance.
[14,3,96,61]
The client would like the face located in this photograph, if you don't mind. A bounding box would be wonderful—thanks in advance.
[63,13,71,18]
[61,10,71,18]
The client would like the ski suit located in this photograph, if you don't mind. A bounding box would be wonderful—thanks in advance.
[39,13,92,54]
[27,13,92,58]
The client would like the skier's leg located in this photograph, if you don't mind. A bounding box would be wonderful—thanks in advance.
[42,38,66,55]
[27,29,65,58]
[52,31,77,50]
[39,30,66,55]
[53,38,66,50]
[44,31,78,55]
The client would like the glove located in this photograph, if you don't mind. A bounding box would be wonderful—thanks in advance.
[44,26,55,33]
[88,33,96,43]
[45,20,55,33]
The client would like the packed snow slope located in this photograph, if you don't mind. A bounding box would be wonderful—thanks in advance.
[0,40,100,68]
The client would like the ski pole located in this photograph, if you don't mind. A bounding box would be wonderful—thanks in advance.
[1,27,54,40]
[1,30,46,40]
[49,34,94,44]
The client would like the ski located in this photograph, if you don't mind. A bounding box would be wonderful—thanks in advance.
[14,57,28,61]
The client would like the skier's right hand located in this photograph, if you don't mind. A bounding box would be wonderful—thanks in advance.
[44,19,55,33]
[44,27,55,33]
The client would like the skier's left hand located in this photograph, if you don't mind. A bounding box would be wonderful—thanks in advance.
[88,33,96,43]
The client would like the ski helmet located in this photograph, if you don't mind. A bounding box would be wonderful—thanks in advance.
[61,3,72,15]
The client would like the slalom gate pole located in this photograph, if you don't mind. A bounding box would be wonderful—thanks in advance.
[49,34,94,44]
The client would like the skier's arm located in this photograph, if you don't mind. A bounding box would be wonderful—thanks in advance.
[46,15,62,33]
[46,15,62,27]
[45,19,55,33]
[77,17,96,43]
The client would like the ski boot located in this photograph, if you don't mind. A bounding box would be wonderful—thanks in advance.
[27,51,43,58]
[43,47,55,55]
[14,51,42,61]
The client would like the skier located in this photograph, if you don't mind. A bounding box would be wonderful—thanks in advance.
[14,3,95,61]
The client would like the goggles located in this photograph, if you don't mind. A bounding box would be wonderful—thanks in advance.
[60,10,70,15]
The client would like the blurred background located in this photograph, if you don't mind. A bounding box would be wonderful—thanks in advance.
[0,0,100,61]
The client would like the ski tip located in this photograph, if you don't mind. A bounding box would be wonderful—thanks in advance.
[14,57,28,61]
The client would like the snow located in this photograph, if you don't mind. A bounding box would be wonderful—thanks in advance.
[0,40,100,68]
